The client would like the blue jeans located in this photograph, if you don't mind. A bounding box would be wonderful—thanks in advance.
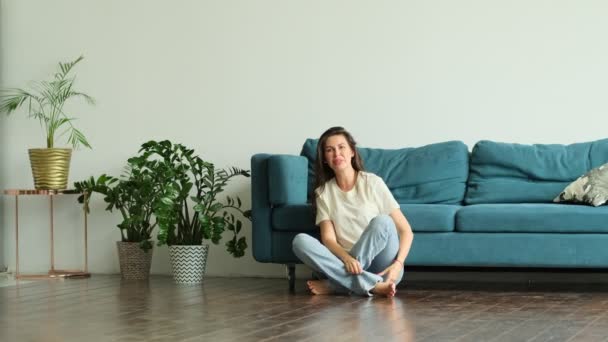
[292,215,404,296]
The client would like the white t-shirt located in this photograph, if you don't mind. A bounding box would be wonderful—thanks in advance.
[315,172,400,251]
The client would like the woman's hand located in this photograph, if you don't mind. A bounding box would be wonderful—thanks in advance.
[378,261,402,283]
[342,256,363,274]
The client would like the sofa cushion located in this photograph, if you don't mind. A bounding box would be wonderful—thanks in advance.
[554,162,608,207]
[301,139,469,204]
[456,204,608,233]
[401,204,459,232]
[407,232,608,267]
[272,204,458,233]
[465,139,608,204]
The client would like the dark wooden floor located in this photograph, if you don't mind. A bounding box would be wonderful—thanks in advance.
[2,275,608,342]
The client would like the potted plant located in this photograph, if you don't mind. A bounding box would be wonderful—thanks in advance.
[74,159,161,280]
[0,55,95,190]
[132,140,250,284]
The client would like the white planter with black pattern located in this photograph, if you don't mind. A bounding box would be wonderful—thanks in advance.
[169,244,209,284]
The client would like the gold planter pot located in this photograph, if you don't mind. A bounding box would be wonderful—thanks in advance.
[28,148,72,190]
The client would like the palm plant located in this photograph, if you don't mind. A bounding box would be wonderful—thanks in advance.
[0,55,94,149]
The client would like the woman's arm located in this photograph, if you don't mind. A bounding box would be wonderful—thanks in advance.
[319,220,363,274]
[372,174,414,265]
[390,208,414,264]
[377,209,414,283]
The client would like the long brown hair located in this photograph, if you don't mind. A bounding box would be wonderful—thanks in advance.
[313,126,365,209]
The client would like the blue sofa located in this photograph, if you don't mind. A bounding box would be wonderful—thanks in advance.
[251,138,608,291]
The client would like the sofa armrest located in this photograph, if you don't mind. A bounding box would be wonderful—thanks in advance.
[268,155,309,206]
[251,154,273,262]
[251,154,309,262]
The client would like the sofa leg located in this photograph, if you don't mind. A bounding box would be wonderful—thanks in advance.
[286,264,296,293]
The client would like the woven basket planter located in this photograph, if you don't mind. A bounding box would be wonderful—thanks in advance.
[169,244,209,284]
[116,241,153,280]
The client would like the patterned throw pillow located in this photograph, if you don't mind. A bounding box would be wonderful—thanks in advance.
[553,163,608,207]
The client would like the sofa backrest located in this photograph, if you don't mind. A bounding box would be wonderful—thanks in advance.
[300,139,469,204]
[465,139,608,204]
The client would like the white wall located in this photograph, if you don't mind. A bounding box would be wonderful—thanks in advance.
[2,0,608,277]
[0,1,6,271]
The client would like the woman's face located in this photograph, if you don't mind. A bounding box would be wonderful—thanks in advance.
[323,134,354,172]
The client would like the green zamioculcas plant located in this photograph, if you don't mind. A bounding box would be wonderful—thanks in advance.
[0,55,95,149]
[74,160,161,251]
[131,140,251,257]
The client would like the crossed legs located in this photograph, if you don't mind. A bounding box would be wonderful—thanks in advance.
[292,215,403,296]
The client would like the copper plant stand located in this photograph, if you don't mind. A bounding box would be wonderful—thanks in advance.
[3,189,90,279]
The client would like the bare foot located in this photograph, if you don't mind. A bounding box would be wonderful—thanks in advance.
[307,280,333,295]
[371,281,396,297]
